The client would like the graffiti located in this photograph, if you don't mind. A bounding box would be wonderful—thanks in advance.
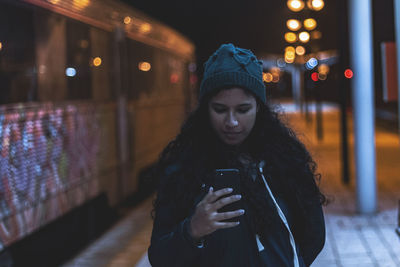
[0,102,100,250]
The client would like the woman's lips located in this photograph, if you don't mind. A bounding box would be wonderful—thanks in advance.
[223,131,242,138]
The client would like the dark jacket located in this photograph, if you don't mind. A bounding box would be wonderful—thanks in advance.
[148,165,325,267]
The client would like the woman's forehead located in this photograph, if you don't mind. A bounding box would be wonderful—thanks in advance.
[210,87,256,104]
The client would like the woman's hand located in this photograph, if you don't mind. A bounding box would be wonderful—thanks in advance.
[189,187,244,240]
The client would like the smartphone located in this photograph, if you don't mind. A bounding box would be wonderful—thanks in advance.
[213,168,242,222]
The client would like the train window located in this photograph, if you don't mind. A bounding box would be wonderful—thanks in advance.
[0,2,36,104]
[66,19,92,100]
[90,27,113,101]
[34,8,68,101]
[127,40,156,100]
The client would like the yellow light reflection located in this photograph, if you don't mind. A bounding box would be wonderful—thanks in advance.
[73,0,90,10]
[311,0,324,11]
[311,30,322,39]
[285,32,297,43]
[48,0,60,4]
[299,31,310,43]
[287,19,301,31]
[139,23,152,34]
[124,16,132,25]
[295,46,306,56]
[287,0,305,12]
[138,61,151,72]
[304,18,317,30]
[93,57,102,67]
[0,42,2,51]
[263,72,273,83]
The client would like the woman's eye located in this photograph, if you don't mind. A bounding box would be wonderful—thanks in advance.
[237,108,250,114]
[213,107,226,113]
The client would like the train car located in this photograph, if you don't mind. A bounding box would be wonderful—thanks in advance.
[0,0,196,263]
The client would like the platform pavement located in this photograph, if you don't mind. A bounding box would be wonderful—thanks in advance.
[63,103,400,267]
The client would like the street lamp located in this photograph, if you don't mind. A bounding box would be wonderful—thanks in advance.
[287,0,305,12]
[295,45,306,55]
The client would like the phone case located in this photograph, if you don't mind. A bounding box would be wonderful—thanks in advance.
[213,169,243,222]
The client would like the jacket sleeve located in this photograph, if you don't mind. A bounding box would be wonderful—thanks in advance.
[299,199,326,266]
[148,200,204,267]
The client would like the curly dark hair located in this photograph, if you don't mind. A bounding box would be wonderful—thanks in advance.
[152,88,327,236]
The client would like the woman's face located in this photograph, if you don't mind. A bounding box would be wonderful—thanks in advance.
[208,87,258,146]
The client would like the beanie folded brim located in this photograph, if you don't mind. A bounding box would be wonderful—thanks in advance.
[200,71,266,103]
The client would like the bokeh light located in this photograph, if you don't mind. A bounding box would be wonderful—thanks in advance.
[287,0,305,12]
[138,61,151,71]
[287,19,301,31]
[66,68,77,77]
[344,69,353,79]
[124,16,132,25]
[304,18,317,31]
[92,57,102,67]
[295,46,306,56]
[299,31,310,43]
[263,72,273,83]
[285,32,297,43]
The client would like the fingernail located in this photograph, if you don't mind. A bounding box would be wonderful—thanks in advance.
[227,188,233,192]
[209,187,213,192]
[236,195,242,199]
[239,209,245,214]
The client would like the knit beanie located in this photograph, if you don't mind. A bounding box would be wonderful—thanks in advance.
[199,43,266,103]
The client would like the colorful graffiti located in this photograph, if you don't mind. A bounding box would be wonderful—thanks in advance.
[0,102,100,250]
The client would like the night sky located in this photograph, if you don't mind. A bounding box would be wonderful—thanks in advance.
[123,0,395,72]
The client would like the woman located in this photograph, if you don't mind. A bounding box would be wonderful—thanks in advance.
[148,43,326,267]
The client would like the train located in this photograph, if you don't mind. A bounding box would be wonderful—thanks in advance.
[0,0,196,262]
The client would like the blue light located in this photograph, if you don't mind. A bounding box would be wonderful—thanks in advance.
[66,68,76,77]
[305,58,318,70]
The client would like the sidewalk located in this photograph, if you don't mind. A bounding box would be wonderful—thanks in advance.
[63,104,400,267]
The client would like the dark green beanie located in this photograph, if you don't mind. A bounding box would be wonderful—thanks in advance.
[199,43,266,103]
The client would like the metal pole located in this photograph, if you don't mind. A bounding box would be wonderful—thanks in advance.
[315,82,323,141]
[348,0,377,214]
[338,0,350,185]
[394,0,400,137]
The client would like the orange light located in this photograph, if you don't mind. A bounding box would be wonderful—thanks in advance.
[138,61,151,72]
[287,0,305,12]
[311,72,319,82]
[299,31,310,43]
[285,46,295,53]
[287,19,301,31]
[139,23,152,34]
[93,57,102,67]
[344,69,353,79]
[309,0,324,11]
[304,18,317,31]
[272,73,280,83]
[295,46,306,56]
[285,32,297,43]
[318,64,330,75]
[311,30,322,40]
[73,0,90,10]
[170,73,179,83]
[0,42,2,51]
[124,16,132,25]
[263,72,273,83]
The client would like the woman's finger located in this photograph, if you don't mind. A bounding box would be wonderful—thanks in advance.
[206,187,233,203]
[200,187,214,204]
[213,209,245,221]
[212,194,241,210]
[214,221,240,229]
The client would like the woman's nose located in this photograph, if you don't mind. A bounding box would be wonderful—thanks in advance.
[225,112,239,127]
